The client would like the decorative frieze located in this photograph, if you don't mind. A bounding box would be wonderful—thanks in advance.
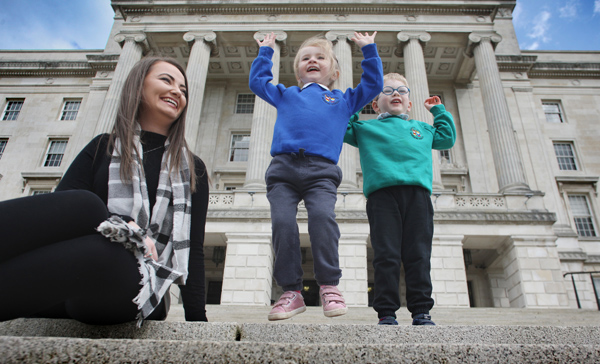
[115,5,495,17]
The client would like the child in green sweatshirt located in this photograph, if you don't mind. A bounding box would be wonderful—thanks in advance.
[344,73,456,325]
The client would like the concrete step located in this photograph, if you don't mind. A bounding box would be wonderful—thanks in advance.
[1,336,599,363]
[2,305,600,363]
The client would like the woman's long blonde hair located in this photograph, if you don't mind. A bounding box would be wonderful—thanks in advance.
[108,56,198,191]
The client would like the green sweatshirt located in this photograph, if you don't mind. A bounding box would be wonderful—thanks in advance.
[344,104,456,197]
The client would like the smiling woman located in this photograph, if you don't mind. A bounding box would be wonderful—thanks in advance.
[0,57,209,325]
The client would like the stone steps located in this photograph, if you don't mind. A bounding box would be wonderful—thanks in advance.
[1,305,600,363]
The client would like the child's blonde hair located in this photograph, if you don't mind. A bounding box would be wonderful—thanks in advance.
[293,35,340,89]
[373,73,410,101]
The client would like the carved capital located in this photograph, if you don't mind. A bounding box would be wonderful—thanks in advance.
[184,31,218,56]
[466,31,503,57]
[254,31,288,56]
[395,31,430,57]
[113,32,149,52]
[325,31,354,44]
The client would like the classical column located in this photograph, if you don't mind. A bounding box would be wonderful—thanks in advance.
[183,31,217,152]
[95,32,147,134]
[244,31,287,190]
[220,233,274,305]
[326,31,358,189]
[467,32,530,193]
[397,32,443,191]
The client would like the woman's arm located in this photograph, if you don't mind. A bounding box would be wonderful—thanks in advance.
[55,134,108,194]
[179,156,209,322]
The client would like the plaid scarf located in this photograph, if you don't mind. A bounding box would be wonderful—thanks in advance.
[97,130,192,325]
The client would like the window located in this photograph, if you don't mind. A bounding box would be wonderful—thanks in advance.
[2,100,24,121]
[568,195,597,237]
[553,142,577,171]
[543,102,564,123]
[439,150,452,164]
[229,134,250,162]
[0,139,7,160]
[60,100,81,120]
[236,94,255,114]
[361,103,377,114]
[31,190,52,196]
[44,140,68,167]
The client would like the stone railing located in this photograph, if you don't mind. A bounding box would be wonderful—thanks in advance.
[206,191,555,224]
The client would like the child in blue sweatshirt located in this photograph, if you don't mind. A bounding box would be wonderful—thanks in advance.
[345,73,456,325]
[250,31,383,321]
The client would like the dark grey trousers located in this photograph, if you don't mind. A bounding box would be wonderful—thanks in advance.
[266,153,343,291]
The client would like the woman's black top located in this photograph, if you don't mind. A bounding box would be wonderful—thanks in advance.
[56,131,209,321]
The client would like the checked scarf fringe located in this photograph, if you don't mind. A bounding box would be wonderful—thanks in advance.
[98,131,192,326]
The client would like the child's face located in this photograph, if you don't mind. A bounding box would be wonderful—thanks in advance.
[296,46,338,87]
[372,79,412,116]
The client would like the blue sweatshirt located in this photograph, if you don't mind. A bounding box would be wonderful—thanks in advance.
[345,104,456,197]
[249,44,383,164]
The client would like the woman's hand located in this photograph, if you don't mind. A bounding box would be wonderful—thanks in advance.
[128,221,158,261]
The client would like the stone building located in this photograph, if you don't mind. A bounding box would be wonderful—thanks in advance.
[1,0,599,310]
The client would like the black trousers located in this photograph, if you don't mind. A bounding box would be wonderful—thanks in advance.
[366,185,435,319]
[0,190,164,324]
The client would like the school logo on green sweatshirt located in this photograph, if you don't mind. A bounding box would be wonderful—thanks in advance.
[410,127,423,140]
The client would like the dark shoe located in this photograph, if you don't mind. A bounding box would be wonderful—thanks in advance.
[378,316,398,325]
[412,313,436,325]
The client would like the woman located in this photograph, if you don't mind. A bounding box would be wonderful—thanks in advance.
[0,57,209,325]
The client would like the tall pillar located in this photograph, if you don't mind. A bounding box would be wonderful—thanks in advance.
[467,32,530,193]
[397,32,443,191]
[338,233,369,306]
[244,31,287,190]
[195,82,226,174]
[95,32,147,134]
[183,31,217,151]
[326,31,358,189]
[220,233,274,305]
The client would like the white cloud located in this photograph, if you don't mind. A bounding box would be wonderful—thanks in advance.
[525,41,541,50]
[559,0,578,19]
[595,0,600,14]
[528,11,552,43]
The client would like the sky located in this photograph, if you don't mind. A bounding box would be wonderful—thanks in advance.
[0,0,599,52]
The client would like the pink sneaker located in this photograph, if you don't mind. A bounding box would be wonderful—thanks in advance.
[320,285,348,317]
[268,291,307,321]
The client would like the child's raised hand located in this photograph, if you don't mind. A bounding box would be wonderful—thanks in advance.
[256,32,276,49]
[424,96,441,111]
[350,31,377,48]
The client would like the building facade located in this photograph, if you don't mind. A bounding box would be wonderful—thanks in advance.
[1,0,599,310]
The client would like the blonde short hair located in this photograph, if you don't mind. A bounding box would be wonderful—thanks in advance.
[373,73,410,101]
[293,35,340,89]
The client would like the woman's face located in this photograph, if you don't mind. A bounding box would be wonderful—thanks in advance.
[138,61,187,135]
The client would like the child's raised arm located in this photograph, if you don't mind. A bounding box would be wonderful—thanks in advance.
[350,31,378,48]
[424,96,442,111]
[256,32,276,49]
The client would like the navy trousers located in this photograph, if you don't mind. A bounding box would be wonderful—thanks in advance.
[266,153,343,291]
[367,185,435,318]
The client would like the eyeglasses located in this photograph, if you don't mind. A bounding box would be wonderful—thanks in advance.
[381,86,410,95]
